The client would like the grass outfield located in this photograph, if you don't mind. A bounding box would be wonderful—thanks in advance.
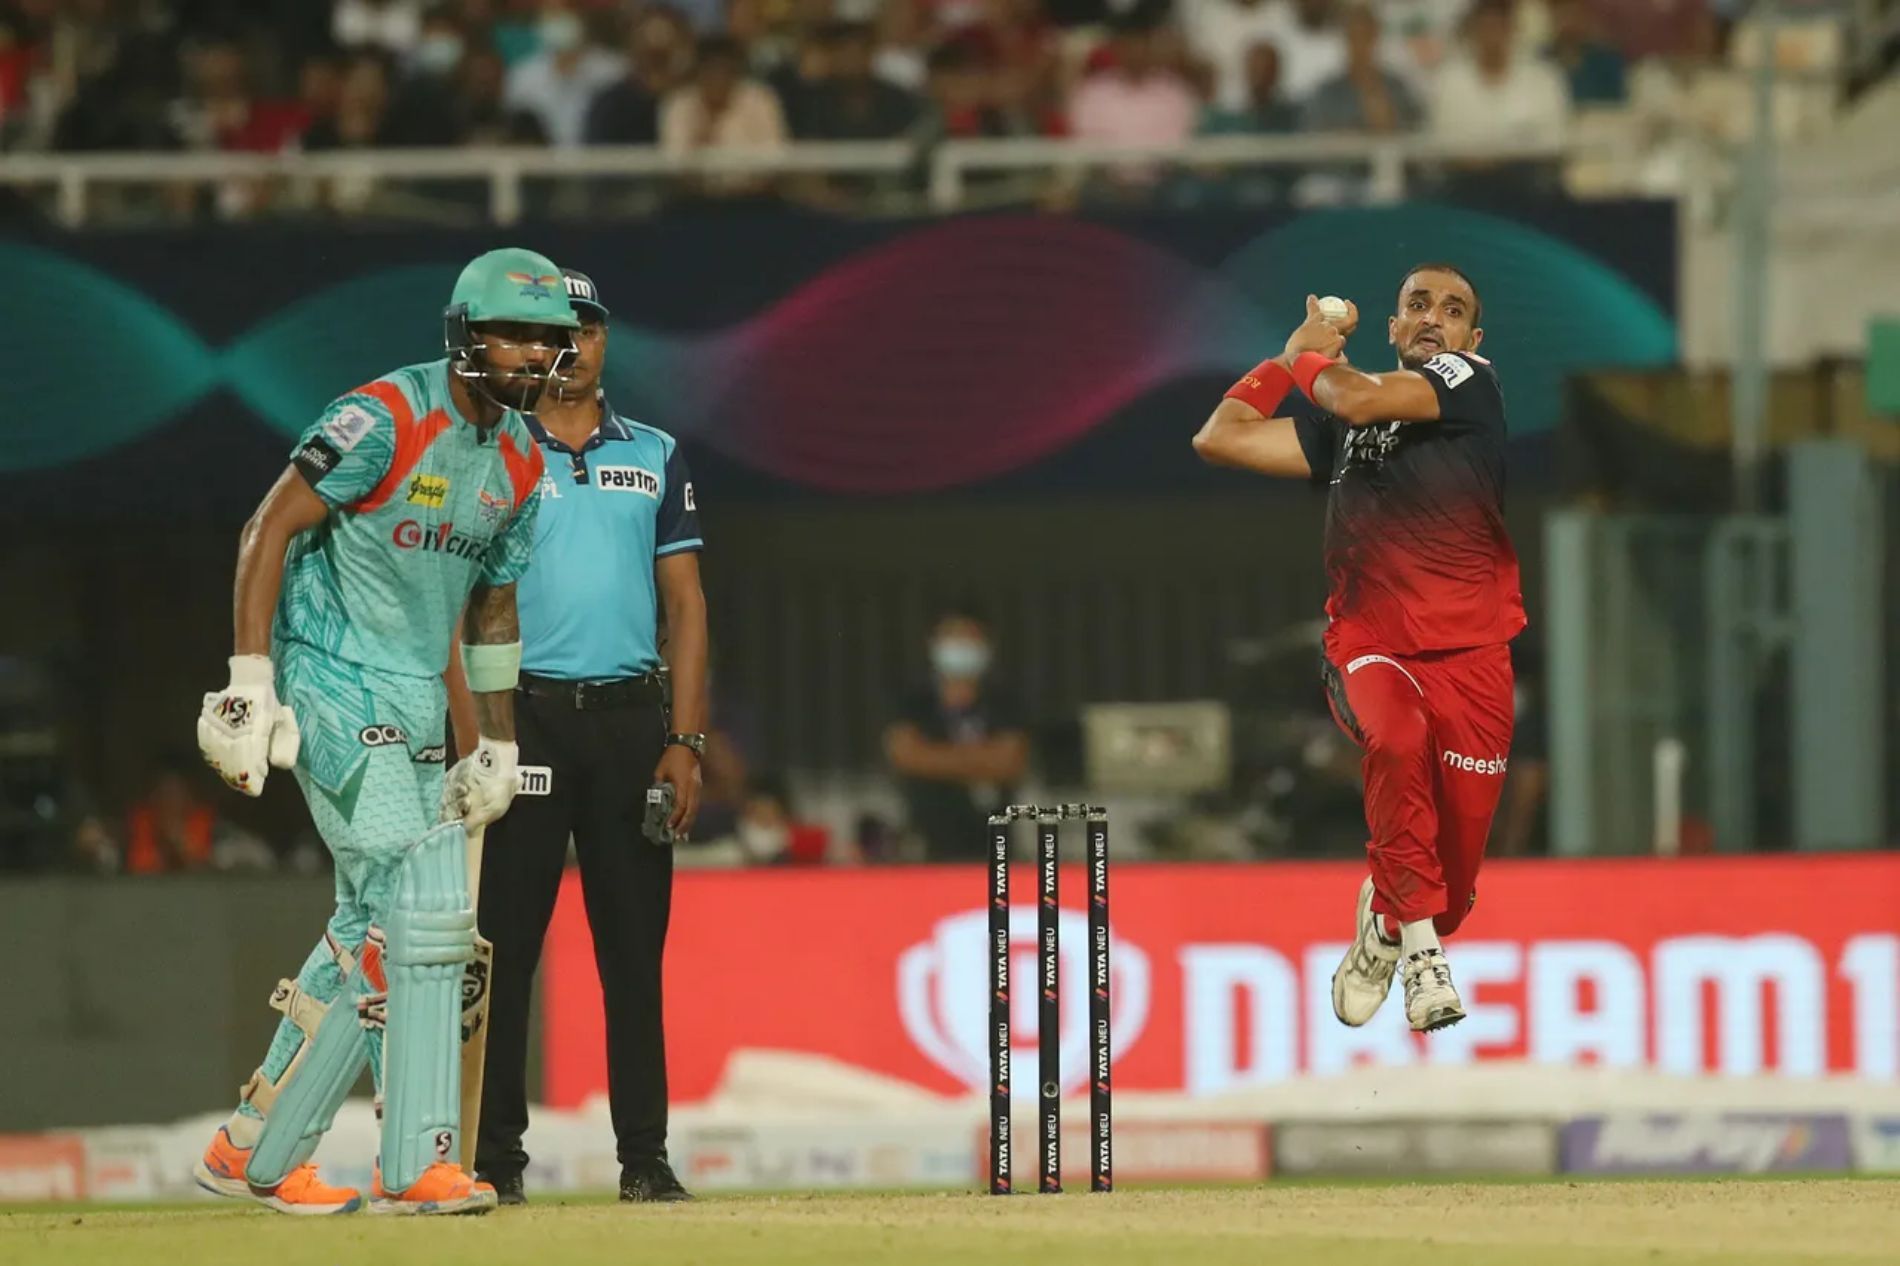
[5,1180,1897,1266]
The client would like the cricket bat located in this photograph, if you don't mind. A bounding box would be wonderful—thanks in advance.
[459,823,494,1174]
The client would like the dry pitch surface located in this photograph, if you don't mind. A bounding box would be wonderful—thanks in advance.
[5,1180,1896,1266]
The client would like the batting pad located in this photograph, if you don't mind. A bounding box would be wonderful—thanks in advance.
[379,820,477,1193]
[246,951,373,1188]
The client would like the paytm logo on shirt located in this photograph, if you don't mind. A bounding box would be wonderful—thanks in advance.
[595,465,661,498]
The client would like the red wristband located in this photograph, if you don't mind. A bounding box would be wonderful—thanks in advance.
[1223,358,1294,415]
[1290,351,1338,400]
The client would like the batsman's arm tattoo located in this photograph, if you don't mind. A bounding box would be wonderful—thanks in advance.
[463,581,519,743]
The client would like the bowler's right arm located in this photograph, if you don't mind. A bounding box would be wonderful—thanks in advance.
[1190,399,1314,480]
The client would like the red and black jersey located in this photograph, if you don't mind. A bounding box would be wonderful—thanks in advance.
[1293,350,1526,659]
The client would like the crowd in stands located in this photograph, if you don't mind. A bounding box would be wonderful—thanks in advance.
[0,0,1816,212]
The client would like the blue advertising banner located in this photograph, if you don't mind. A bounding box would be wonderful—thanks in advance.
[3,202,1675,516]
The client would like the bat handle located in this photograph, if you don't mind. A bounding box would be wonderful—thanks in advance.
[465,823,485,905]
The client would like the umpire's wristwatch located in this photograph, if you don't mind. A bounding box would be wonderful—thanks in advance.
[665,732,707,758]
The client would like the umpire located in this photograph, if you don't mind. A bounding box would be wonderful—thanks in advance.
[462,268,707,1205]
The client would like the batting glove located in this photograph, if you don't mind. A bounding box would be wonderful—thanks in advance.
[197,655,301,797]
[442,737,520,829]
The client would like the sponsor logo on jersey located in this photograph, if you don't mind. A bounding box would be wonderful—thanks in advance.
[323,404,377,453]
[1442,748,1509,776]
[518,765,553,796]
[406,473,450,507]
[506,271,561,299]
[595,465,662,497]
[684,481,696,512]
[359,724,410,748]
[1338,420,1405,475]
[414,744,447,764]
[392,519,488,560]
[1422,352,1474,389]
[477,487,510,527]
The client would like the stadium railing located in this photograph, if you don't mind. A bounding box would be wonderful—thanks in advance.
[0,134,1601,228]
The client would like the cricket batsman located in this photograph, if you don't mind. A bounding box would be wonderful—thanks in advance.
[190,248,576,1214]
[1192,265,1524,1033]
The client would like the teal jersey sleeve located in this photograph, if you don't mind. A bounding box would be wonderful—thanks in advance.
[480,480,541,587]
[291,393,398,508]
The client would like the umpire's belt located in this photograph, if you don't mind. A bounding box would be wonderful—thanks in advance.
[517,672,666,710]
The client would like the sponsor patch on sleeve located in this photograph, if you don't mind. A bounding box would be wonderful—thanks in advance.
[322,404,378,453]
[293,437,343,483]
[684,481,696,512]
[1422,353,1475,390]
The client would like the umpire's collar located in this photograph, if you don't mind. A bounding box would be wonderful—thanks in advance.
[524,392,632,454]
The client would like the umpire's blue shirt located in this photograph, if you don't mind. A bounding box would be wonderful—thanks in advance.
[517,402,703,679]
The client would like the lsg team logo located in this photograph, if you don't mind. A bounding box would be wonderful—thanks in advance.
[898,909,1149,1096]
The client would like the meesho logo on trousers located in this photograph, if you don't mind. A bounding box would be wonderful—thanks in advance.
[898,909,1149,1095]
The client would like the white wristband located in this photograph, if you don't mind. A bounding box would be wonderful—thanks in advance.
[229,654,275,688]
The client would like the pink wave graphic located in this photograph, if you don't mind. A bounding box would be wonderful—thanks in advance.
[655,217,1265,493]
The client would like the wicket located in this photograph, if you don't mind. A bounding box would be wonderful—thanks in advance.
[986,803,1111,1195]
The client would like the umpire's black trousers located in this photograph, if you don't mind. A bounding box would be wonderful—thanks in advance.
[475,675,674,1178]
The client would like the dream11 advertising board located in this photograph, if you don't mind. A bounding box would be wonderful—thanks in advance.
[541,855,1900,1106]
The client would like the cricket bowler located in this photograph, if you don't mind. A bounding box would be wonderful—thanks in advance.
[190,247,575,1214]
[1192,265,1524,1033]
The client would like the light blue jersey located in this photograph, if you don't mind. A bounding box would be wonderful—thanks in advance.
[277,359,546,680]
[517,404,702,679]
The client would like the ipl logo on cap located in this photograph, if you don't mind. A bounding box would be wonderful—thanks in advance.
[898,908,1148,1095]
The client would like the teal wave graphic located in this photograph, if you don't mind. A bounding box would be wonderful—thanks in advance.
[0,212,1674,476]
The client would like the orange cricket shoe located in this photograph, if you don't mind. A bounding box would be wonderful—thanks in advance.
[193,1126,364,1215]
[369,1160,497,1216]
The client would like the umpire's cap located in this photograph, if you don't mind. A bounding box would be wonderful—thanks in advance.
[562,268,609,322]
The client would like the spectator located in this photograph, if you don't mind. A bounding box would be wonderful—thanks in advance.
[1545,0,1627,104]
[873,0,931,91]
[586,4,696,144]
[453,42,548,144]
[1264,0,1347,104]
[1381,0,1464,83]
[944,0,1062,137]
[795,22,919,139]
[334,0,425,56]
[52,28,179,152]
[170,40,306,154]
[294,49,346,142]
[1202,40,1298,135]
[883,603,1030,863]
[301,51,394,150]
[914,40,1021,141]
[1304,4,1421,133]
[123,757,217,875]
[504,0,626,147]
[405,2,469,79]
[660,34,788,194]
[1430,0,1569,155]
[1068,15,1198,168]
[732,773,830,865]
[1196,40,1298,206]
[384,7,465,145]
[1179,0,1284,114]
[767,19,833,136]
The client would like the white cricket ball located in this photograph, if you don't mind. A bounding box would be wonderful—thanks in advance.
[1317,296,1351,325]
